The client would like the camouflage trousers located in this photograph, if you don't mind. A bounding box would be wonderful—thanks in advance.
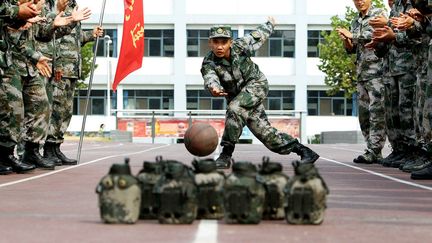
[221,79,298,153]
[383,73,416,151]
[46,77,76,144]
[357,77,386,154]
[0,74,24,148]
[21,75,51,144]
[414,73,427,145]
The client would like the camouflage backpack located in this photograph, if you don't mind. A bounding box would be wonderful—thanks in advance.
[224,161,265,224]
[257,157,289,220]
[136,156,164,219]
[284,161,329,225]
[95,158,141,224]
[192,158,225,219]
[154,160,197,224]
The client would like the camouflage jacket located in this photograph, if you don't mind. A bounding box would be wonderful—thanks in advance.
[377,0,415,76]
[348,6,385,81]
[201,21,274,102]
[55,21,95,79]
[405,19,431,75]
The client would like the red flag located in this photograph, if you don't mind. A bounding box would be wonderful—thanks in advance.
[112,0,144,91]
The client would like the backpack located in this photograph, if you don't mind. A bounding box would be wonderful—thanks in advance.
[154,160,197,224]
[284,161,329,225]
[257,157,289,220]
[192,158,225,219]
[224,161,265,224]
[136,156,164,219]
[95,158,141,224]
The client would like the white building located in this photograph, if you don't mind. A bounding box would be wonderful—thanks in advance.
[71,0,378,143]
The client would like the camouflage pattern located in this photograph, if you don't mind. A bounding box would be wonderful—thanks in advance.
[201,21,299,154]
[154,160,197,224]
[257,157,289,220]
[47,18,94,144]
[377,0,417,151]
[96,161,141,224]
[349,7,386,81]
[357,78,385,155]
[224,161,265,224]
[347,6,386,156]
[423,38,432,153]
[284,161,329,225]
[46,78,76,143]
[136,159,163,219]
[0,75,24,148]
[192,158,225,219]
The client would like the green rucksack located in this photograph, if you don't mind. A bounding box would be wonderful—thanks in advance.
[224,161,265,224]
[136,156,164,219]
[154,160,197,224]
[95,158,141,224]
[284,161,329,225]
[192,158,225,219]
[257,157,289,220]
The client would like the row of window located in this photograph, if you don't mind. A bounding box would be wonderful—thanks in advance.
[73,90,353,116]
[93,29,328,58]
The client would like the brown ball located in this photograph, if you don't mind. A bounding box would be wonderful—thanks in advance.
[184,123,218,157]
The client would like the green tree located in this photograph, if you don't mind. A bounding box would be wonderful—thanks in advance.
[77,42,97,90]
[318,0,385,98]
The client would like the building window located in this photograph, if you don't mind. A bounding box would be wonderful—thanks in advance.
[264,90,295,110]
[144,30,174,57]
[244,29,295,57]
[73,90,116,115]
[91,29,118,57]
[307,30,329,57]
[187,90,227,110]
[307,91,353,116]
[187,30,238,57]
[123,90,174,110]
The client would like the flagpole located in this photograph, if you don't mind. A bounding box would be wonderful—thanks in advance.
[76,0,107,164]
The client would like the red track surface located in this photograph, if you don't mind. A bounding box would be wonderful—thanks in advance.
[1,141,431,243]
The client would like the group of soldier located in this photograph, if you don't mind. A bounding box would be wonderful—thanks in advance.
[337,0,432,179]
[0,0,103,175]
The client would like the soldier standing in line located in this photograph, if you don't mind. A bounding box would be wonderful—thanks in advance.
[200,17,319,169]
[337,0,387,164]
[389,8,431,173]
[43,0,103,165]
[368,0,419,169]
[0,1,40,174]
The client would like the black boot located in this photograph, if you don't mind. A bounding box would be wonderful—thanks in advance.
[22,142,55,170]
[43,142,62,166]
[216,144,234,169]
[0,146,35,173]
[292,143,319,164]
[54,143,77,165]
[411,163,432,180]
[0,164,13,175]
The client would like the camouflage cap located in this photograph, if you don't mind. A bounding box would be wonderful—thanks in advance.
[209,26,232,39]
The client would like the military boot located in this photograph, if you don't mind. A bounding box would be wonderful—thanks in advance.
[43,142,62,166]
[411,163,432,180]
[54,143,77,165]
[22,142,55,170]
[0,164,13,175]
[353,150,382,164]
[292,143,319,164]
[381,150,404,167]
[0,145,35,173]
[216,144,234,169]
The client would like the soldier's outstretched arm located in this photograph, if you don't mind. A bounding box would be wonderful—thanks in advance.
[201,62,227,97]
[235,16,275,54]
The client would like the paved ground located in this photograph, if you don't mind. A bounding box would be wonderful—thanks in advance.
[1,141,432,243]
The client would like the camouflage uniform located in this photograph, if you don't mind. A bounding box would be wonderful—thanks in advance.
[48,10,95,145]
[347,6,386,162]
[201,22,318,167]
[376,0,417,167]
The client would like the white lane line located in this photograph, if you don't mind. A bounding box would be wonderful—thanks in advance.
[0,144,171,189]
[193,220,218,243]
[321,157,432,191]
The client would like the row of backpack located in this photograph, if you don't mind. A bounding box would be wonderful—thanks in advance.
[95,156,329,225]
